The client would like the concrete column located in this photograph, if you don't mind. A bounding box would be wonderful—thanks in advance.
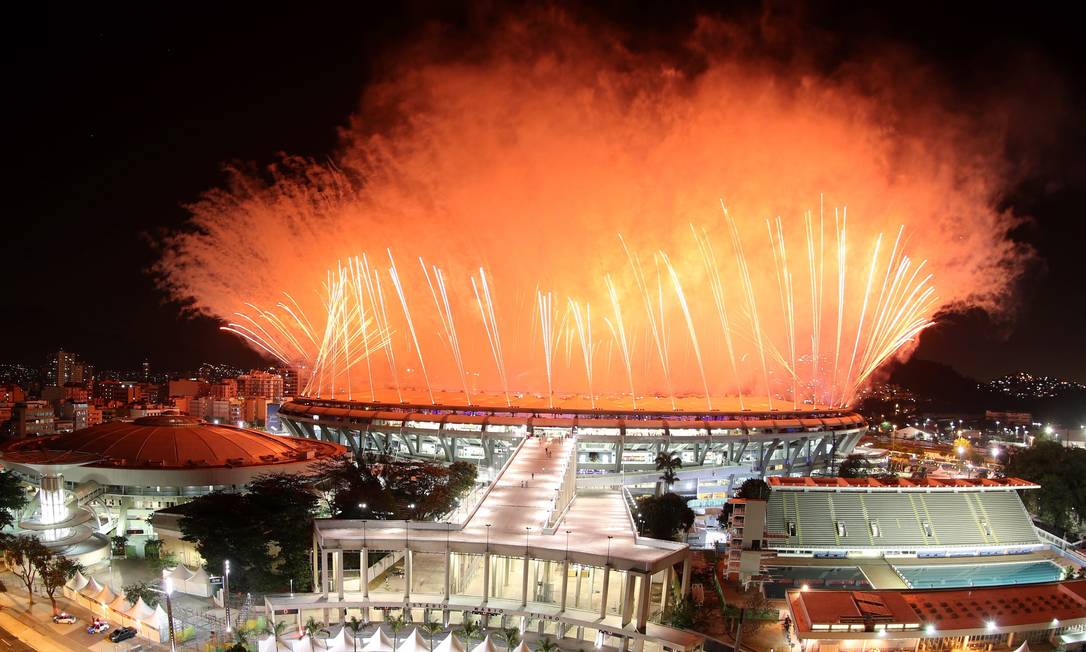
[660,567,672,611]
[599,566,611,619]
[336,549,345,600]
[362,549,370,599]
[482,552,491,603]
[680,557,691,597]
[521,556,531,606]
[312,531,320,590]
[443,550,451,601]
[322,549,330,600]
[559,560,569,612]
[404,549,413,601]
[620,572,636,626]
[635,570,651,633]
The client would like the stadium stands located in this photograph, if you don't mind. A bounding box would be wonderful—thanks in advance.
[763,477,1043,556]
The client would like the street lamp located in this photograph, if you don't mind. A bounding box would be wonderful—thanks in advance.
[224,559,232,633]
[606,535,614,567]
[565,530,571,561]
[525,526,531,553]
[485,523,492,552]
[163,576,177,652]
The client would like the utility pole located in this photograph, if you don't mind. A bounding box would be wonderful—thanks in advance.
[224,559,232,633]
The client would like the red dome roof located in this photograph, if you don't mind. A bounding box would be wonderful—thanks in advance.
[1,415,346,469]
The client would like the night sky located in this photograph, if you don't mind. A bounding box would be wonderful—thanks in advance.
[7,3,1085,381]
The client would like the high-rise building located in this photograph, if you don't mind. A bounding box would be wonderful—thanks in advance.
[14,400,56,437]
[279,367,300,397]
[237,371,284,400]
[211,378,238,400]
[94,379,137,404]
[46,350,80,388]
[60,401,90,431]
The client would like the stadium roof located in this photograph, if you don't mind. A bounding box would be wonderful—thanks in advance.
[768,476,1039,491]
[789,581,1086,638]
[1,415,346,470]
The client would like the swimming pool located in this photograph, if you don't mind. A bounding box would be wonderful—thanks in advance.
[895,561,1063,589]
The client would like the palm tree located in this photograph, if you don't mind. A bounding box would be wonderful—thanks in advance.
[498,627,521,649]
[304,616,329,641]
[535,637,559,652]
[458,616,482,648]
[655,451,682,493]
[264,619,289,648]
[387,614,407,650]
[421,619,445,652]
[346,616,367,652]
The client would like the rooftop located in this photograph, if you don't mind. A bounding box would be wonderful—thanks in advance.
[768,476,1039,491]
[1,415,347,470]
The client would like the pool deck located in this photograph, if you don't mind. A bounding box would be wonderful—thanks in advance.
[765,550,1063,589]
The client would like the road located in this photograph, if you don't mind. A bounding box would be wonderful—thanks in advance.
[0,623,39,651]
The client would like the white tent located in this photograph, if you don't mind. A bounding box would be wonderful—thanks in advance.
[126,596,155,621]
[185,565,213,597]
[291,636,315,652]
[325,626,357,652]
[364,628,395,652]
[512,642,532,652]
[80,576,104,598]
[139,605,170,643]
[258,636,280,652]
[167,565,195,581]
[435,633,466,652]
[1011,643,1030,652]
[65,569,89,597]
[397,628,429,652]
[471,635,499,652]
[108,594,132,614]
[93,585,116,605]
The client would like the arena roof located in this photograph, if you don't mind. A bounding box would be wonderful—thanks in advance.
[768,476,1039,491]
[788,581,1086,638]
[1,415,347,470]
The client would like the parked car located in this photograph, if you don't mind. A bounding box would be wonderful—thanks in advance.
[109,627,138,643]
[52,612,77,624]
[87,618,110,634]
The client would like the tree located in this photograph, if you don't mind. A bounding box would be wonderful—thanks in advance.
[0,471,28,531]
[458,616,482,647]
[498,626,521,648]
[1,534,49,606]
[346,616,367,652]
[39,555,83,614]
[655,451,683,494]
[1006,441,1086,533]
[838,454,871,478]
[421,619,445,652]
[264,619,289,648]
[636,493,696,541]
[536,637,560,652]
[661,594,702,630]
[303,616,329,640]
[736,478,770,500]
[123,581,161,608]
[387,614,407,650]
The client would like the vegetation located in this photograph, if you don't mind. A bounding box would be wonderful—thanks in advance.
[655,451,683,494]
[123,580,161,608]
[536,637,560,652]
[39,554,83,613]
[736,478,770,500]
[387,614,407,649]
[498,626,521,648]
[660,593,703,630]
[1005,441,1086,534]
[0,470,28,531]
[180,472,320,592]
[458,615,482,647]
[838,454,872,478]
[1,534,49,606]
[346,616,368,652]
[316,455,477,520]
[635,493,695,540]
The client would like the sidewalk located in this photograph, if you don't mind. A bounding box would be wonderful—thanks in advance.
[0,573,171,651]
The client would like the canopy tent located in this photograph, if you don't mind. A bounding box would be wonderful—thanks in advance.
[258,636,281,652]
[166,565,195,581]
[363,628,395,652]
[291,637,315,652]
[108,594,132,614]
[64,569,89,597]
[471,635,499,652]
[396,628,428,652]
[80,576,104,598]
[512,642,532,652]
[139,605,170,644]
[1011,643,1030,652]
[184,565,213,597]
[126,596,155,621]
[435,633,466,652]
[92,585,116,605]
[325,626,357,652]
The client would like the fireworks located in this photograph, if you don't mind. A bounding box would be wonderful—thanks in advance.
[226,199,935,408]
[158,14,1024,409]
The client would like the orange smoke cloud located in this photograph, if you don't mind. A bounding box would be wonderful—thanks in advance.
[156,11,1025,409]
